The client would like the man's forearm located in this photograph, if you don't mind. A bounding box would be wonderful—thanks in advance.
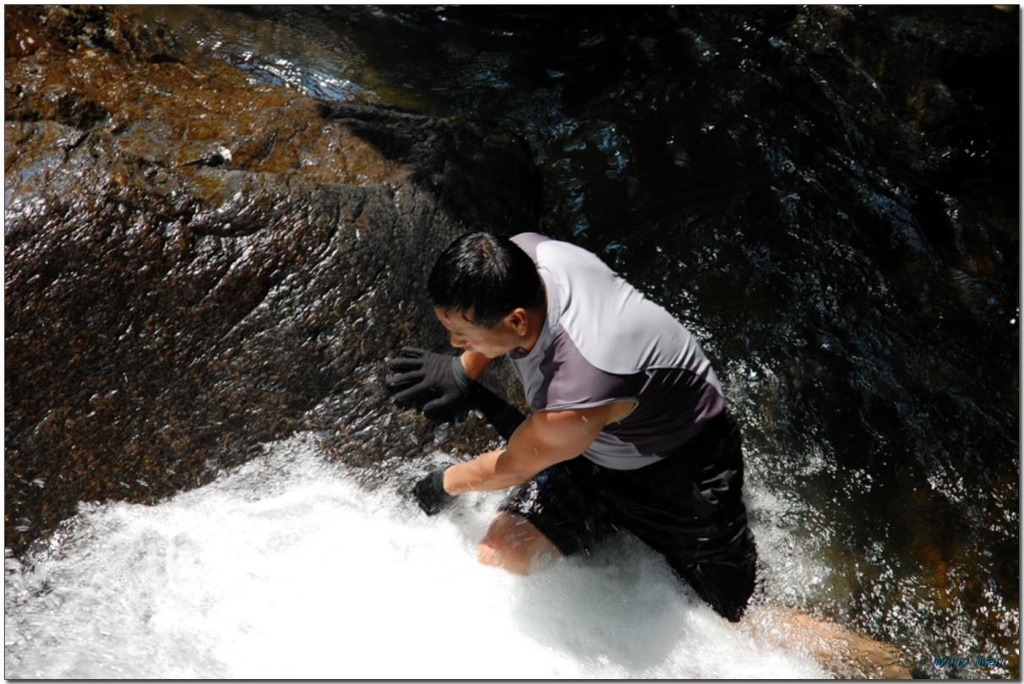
[439,407,608,499]
[459,350,492,381]
[442,449,535,495]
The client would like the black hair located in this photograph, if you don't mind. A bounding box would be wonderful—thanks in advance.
[427,232,545,327]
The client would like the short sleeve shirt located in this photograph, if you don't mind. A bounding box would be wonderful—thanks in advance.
[509,233,724,470]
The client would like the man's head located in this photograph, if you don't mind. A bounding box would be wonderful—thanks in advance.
[428,232,546,357]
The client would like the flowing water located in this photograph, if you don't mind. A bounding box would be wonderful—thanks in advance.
[5,5,1019,678]
[5,435,831,679]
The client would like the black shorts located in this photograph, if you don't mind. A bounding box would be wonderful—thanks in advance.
[498,412,757,622]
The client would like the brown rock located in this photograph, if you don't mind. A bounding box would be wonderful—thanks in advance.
[4,5,540,555]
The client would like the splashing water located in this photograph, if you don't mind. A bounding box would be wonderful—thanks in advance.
[5,433,827,679]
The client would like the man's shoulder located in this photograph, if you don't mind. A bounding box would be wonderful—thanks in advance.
[510,232,551,257]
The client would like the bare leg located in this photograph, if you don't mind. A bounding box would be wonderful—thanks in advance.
[477,511,562,575]
[736,605,911,678]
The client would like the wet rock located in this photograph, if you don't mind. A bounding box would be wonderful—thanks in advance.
[5,5,540,555]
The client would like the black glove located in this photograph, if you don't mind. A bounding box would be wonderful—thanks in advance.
[413,467,455,516]
[386,347,473,419]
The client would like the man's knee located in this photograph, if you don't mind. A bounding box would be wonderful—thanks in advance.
[476,539,531,574]
[477,511,560,575]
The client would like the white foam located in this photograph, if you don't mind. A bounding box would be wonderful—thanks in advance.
[5,433,826,679]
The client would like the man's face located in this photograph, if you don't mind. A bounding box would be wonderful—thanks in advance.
[434,307,520,359]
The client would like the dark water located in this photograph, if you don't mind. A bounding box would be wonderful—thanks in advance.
[135,5,1019,677]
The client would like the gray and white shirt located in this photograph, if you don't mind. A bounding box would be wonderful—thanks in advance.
[509,233,724,471]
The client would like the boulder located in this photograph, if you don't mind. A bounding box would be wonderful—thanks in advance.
[4,5,541,555]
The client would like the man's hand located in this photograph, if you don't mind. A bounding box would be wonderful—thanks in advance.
[386,347,473,419]
[413,467,455,515]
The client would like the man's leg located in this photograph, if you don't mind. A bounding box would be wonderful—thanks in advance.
[595,411,758,621]
[477,511,562,575]
[484,458,615,575]
[669,527,758,622]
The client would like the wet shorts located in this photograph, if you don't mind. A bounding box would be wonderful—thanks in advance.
[498,412,757,622]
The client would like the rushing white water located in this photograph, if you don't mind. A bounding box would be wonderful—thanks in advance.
[5,433,828,679]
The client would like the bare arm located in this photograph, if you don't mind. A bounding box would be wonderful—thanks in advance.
[442,400,634,494]
[459,350,492,381]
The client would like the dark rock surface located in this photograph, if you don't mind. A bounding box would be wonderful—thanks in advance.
[5,5,540,555]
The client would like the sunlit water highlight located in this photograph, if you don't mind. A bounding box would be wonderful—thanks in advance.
[5,434,827,679]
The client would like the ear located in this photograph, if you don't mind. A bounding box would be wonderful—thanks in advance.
[505,308,529,336]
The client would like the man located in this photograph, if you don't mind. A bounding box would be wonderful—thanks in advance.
[386,231,757,622]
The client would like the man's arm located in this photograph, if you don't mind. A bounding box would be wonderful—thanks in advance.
[442,400,634,494]
[459,350,492,381]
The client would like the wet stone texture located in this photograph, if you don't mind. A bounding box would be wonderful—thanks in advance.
[5,6,541,556]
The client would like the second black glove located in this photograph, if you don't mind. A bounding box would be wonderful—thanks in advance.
[386,346,473,419]
[413,467,455,516]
